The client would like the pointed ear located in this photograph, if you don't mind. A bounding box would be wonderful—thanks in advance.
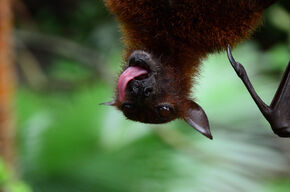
[183,100,212,139]
[99,101,116,106]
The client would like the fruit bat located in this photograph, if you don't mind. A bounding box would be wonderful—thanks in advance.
[102,0,279,139]
[227,46,290,137]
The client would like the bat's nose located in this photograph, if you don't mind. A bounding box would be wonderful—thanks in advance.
[127,76,155,100]
[128,82,153,99]
[143,87,153,97]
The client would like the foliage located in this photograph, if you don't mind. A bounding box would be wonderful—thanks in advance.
[15,42,290,192]
[0,159,32,192]
[11,0,290,192]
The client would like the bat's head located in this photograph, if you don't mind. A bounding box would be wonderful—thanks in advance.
[102,50,212,139]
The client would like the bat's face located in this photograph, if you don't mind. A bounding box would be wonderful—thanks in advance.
[102,50,212,139]
[116,50,179,124]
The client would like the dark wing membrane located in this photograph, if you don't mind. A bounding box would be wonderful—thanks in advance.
[270,62,290,135]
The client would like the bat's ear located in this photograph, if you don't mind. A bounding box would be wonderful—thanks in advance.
[99,100,116,106]
[183,100,212,139]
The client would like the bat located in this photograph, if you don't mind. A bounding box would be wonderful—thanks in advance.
[227,46,290,137]
[101,0,279,139]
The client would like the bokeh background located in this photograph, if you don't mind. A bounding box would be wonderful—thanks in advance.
[1,0,290,191]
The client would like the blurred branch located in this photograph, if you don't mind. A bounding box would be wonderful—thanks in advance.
[14,29,113,84]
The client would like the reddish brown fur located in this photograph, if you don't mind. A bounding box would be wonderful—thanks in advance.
[105,0,271,91]
[104,0,275,124]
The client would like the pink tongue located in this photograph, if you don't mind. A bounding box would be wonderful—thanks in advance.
[118,66,148,102]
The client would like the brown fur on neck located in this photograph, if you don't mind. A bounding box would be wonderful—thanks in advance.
[106,0,269,98]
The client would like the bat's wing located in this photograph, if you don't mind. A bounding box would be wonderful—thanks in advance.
[269,61,290,136]
[227,45,290,137]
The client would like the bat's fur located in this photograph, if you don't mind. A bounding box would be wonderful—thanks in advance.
[104,0,276,136]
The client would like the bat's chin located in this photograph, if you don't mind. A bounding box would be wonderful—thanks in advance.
[127,50,159,74]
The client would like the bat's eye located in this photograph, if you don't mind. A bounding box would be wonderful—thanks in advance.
[122,103,136,114]
[157,105,174,118]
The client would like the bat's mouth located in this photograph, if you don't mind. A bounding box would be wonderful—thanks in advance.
[118,50,158,102]
[117,66,150,102]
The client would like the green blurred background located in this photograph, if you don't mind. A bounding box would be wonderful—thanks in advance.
[2,0,290,191]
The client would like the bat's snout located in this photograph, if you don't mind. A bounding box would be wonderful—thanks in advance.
[123,50,159,102]
[127,76,156,101]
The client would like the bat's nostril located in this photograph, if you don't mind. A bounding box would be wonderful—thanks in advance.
[130,86,139,96]
[144,87,153,97]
